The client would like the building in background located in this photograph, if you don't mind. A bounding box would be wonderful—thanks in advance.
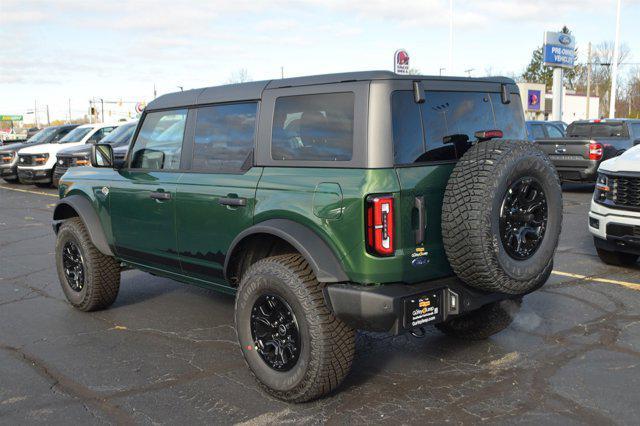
[517,82,599,123]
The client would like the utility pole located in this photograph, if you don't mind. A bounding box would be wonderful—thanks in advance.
[464,68,474,77]
[101,99,104,123]
[88,100,93,124]
[68,98,72,123]
[586,42,592,119]
[153,83,157,99]
[448,0,454,75]
[610,0,622,118]
[439,67,446,76]
[281,66,284,79]
[34,100,38,128]
[46,105,50,126]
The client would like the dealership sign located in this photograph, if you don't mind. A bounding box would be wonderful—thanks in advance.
[394,49,410,75]
[0,115,23,121]
[543,31,576,68]
[527,90,541,111]
[135,102,146,113]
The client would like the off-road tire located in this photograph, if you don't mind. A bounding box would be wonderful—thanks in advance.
[235,254,355,402]
[595,245,638,266]
[55,217,120,311]
[442,139,562,295]
[436,299,521,340]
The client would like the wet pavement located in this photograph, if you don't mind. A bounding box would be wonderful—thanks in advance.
[1,181,639,425]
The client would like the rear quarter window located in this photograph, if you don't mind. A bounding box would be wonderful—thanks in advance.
[271,92,354,161]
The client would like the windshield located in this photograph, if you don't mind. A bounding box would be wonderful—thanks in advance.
[27,127,58,143]
[567,122,628,138]
[59,127,92,143]
[99,122,137,146]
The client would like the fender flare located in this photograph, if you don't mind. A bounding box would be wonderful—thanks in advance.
[224,219,349,283]
[52,194,114,257]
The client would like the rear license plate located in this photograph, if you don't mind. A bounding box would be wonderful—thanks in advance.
[404,290,443,328]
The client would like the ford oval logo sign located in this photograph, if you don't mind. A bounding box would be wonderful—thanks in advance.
[559,34,571,45]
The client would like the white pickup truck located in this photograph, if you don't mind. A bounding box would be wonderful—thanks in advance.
[17,123,117,187]
[589,145,640,265]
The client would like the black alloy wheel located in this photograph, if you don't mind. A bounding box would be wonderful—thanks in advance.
[62,240,85,291]
[499,177,548,260]
[250,293,301,371]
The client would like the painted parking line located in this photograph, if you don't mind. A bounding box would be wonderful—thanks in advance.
[552,270,640,291]
[0,185,58,198]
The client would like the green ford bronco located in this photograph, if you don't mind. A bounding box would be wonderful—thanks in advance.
[53,71,562,402]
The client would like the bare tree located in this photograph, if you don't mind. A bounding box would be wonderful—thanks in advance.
[227,68,252,84]
[574,41,630,114]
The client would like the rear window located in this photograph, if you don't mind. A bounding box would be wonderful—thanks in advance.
[567,122,628,138]
[392,90,525,164]
[271,92,354,161]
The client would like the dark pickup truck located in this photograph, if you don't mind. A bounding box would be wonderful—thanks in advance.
[536,119,640,182]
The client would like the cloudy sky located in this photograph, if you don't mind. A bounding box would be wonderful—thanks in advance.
[1,0,639,122]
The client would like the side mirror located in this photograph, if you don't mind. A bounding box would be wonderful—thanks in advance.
[634,139,640,146]
[91,143,114,168]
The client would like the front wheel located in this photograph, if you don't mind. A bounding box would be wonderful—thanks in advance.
[55,218,121,311]
[235,254,355,402]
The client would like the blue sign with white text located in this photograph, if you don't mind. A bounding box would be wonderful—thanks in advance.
[543,44,575,67]
[543,31,576,68]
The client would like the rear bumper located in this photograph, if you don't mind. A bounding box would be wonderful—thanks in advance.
[554,160,599,182]
[324,276,513,334]
[17,167,53,183]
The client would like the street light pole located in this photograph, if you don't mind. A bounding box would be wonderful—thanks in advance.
[586,42,592,119]
[448,0,454,75]
[609,0,622,118]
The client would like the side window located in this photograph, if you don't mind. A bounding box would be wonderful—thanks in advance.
[271,92,354,161]
[546,124,564,138]
[90,127,115,143]
[192,102,257,172]
[630,123,640,138]
[130,109,187,170]
[392,91,425,164]
[531,124,546,139]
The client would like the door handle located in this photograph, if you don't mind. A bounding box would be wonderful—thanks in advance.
[218,197,247,207]
[150,191,171,201]
[414,196,425,244]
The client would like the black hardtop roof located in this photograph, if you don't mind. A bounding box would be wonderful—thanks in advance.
[146,71,516,111]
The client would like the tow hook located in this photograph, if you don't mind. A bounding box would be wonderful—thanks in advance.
[410,327,426,338]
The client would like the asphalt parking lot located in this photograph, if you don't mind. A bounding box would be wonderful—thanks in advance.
[1,182,639,425]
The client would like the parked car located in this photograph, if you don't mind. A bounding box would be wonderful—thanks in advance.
[52,71,562,402]
[16,123,117,187]
[0,124,78,183]
[590,145,640,265]
[548,120,568,132]
[535,119,640,182]
[53,121,137,187]
[525,120,565,141]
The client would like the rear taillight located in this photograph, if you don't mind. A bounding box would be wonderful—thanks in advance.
[589,142,603,161]
[366,195,395,256]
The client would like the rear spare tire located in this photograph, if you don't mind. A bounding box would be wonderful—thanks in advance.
[442,140,562,295]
